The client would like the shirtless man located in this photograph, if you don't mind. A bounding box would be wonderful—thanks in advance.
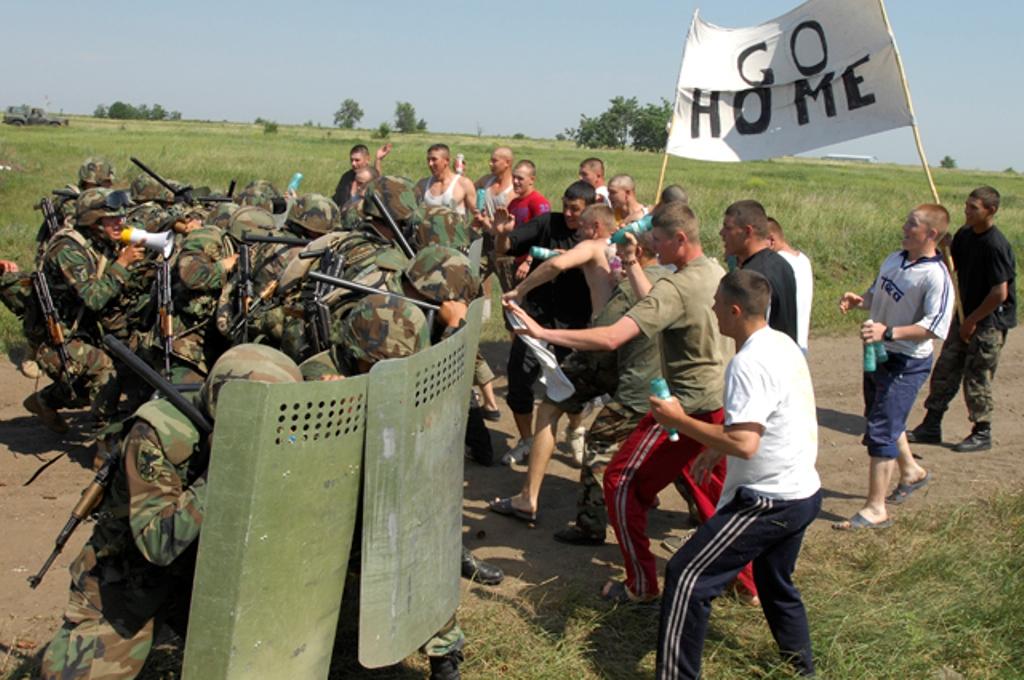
[475,147,515,217]
[608,174,648,224]
[503,204,617,315]
[416,143,477,217]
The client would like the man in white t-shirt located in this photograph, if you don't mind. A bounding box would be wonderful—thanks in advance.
[578,157,611,207]
[649,268,821,680]
[768,217,813,354]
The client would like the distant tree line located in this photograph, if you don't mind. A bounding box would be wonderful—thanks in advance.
[332,99,427,134]
[562,96,672,152]
[94,102,182,121]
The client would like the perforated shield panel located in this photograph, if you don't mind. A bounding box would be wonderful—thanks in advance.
[182,377,367,680]
[358,299,483,667]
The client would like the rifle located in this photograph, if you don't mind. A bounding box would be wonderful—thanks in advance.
[237,243,253,342]
[307,250,344,353]
[39,198,63,239]
[307,271,439,330]
[370,193,416,259]
[242,233,311,247]
[28,452,117,589]
[130,156,232,206]
[31,272,74,388]
[28,335,213,589]
[226,179,236,199]
[157,259,174,377]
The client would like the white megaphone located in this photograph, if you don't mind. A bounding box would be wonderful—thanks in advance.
[120,227,174,259]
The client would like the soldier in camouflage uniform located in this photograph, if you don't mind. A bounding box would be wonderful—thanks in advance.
[41,344,303,680]
[300,295,470,679]
[129,174,176,207]
[154,214,238,383]
[235,178,282,211]
[214,205,301,343]
[26,189,145,434]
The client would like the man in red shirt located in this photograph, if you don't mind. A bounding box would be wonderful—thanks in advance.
[505,160,551,283]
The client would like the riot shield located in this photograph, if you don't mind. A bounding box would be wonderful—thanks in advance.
[182,377,367,680]
[358,298,483,667]
[467,237,483,276]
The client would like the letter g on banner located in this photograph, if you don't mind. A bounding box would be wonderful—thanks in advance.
[737,42,775,87]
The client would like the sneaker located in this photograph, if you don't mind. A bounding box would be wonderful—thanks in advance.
[19,359,42,379]
[23,393,69,434]
[566,426,586,465]
[501,438,531,466]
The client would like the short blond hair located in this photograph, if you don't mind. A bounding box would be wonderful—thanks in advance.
[914,203,950,240]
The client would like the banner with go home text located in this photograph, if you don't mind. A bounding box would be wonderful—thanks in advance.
[666,0,913,162]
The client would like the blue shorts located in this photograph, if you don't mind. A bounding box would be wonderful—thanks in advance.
[862,352,933,458]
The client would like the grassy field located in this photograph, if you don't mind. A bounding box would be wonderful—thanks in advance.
[1,116,1021,350]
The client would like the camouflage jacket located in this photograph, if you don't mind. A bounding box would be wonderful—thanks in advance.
[40,228,132,340]
[175,225,232,327]
[67,399,207,636]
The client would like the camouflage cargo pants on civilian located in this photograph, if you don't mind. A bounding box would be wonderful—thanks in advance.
[924,320,1007,423]
[574,401,645,538]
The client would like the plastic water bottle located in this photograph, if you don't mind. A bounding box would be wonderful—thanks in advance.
[863,343,877,372]
[873,341,889,364]
[287,172,303,193]
[726,255,739,272]
[608,214,654,245]
[455,154,465,175]
[650,378,681,442]
[529,246,558,261]
[476,188,487,212]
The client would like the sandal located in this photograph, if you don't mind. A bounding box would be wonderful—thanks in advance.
[489,496,537,523]
[601,580,658,605]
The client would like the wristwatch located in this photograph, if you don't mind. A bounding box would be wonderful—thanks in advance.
[883,326,894,342]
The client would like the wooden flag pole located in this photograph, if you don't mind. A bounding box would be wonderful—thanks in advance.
[655,9,699,202]
[877,0,963,320]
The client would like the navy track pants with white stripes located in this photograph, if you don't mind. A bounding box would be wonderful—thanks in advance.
[656,486,822,680]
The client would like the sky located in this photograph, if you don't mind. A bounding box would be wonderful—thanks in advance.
[3,0,1021,171]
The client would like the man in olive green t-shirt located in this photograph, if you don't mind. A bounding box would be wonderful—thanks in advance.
[505,201,757,602]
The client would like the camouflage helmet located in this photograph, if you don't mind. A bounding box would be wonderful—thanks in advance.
[131,174,175,204]
[404,245,479,303]
[199,343,302,419]
[206,201,240,229]
[227,205,277,242]
[236,179,282,210]
[76,188,133,227]
[126,202,169,233]
[363,176,418,223]
[410,205,472,250]
[78,156,115,188]
[333,293,428,365]
[287,193,340,235]
[339,199,365,230]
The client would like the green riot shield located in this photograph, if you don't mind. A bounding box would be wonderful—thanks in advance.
[467,237,483,276]
[358,298,483,667]
[182,377,368,680]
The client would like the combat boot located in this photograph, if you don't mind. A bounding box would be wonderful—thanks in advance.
[952,422,992,453]
[429,649,463,680]
[460,546,503,586]
[906,409,942,444]
[23,393,70,434]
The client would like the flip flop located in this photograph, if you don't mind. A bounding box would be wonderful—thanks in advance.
[489,496,537,523]
[601,580,658,606]
[886,471,931,505]
[832,512,893,531]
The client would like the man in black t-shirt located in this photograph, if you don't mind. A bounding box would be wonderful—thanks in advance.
[908,186,1016,452]
[331,143,390,207]
[493,181,596,461]
[719,200,798,343]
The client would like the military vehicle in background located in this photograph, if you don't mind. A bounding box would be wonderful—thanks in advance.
[3,105,69,126]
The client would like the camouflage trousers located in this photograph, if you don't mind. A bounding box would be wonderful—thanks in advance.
[924,320,1007,423]
[420,615,464,658]
[41,589,153,680]
[574,401,645,537]
[36,339,119,426]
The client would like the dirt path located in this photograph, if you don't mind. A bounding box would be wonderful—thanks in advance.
[2,332,1022,674]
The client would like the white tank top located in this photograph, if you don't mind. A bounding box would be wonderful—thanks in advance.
[421,175,464,215]
[482,177,514,217]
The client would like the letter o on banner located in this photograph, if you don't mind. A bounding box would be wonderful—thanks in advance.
[790,20,829,77]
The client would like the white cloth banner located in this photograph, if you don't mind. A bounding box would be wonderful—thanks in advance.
[666,0,913,162]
